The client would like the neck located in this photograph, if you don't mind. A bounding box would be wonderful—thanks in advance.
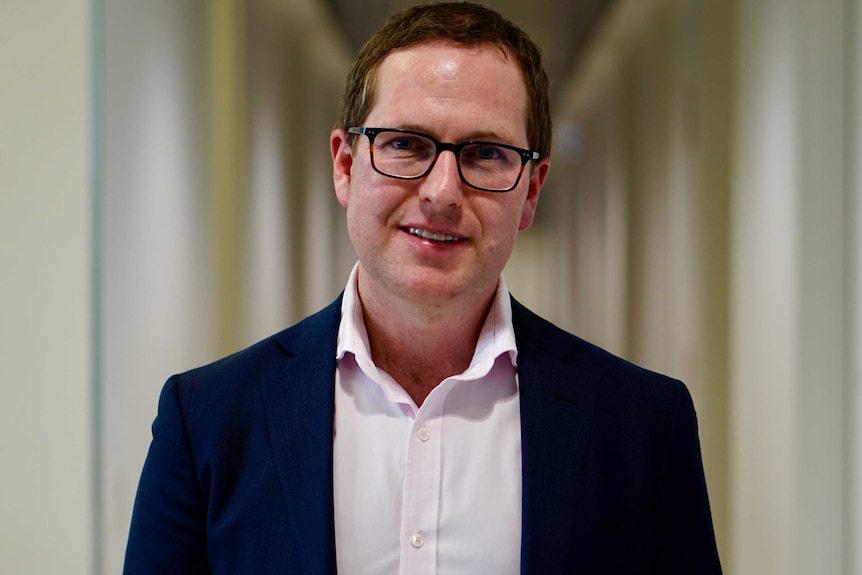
[356,273,496,406]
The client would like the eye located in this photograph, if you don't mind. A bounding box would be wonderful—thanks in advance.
[377,133,434,156]
[461,143,518,168]
[392,137,415,150]
[475,145,503,160]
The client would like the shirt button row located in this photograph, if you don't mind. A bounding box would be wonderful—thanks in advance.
[410,533,424,548]
[416,426,431,442]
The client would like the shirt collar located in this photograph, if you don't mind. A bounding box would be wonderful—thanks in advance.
[336,263,519,375]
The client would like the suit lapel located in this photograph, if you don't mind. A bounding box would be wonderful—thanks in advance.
[258,298,342,575]
[513,300,600,575]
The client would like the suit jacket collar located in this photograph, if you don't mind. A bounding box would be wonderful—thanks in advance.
[259,296,600,575]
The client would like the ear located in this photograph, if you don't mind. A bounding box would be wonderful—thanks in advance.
[518,159,550,231]
[331,129,353,208]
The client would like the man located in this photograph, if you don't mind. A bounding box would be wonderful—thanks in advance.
[124,3,722,574]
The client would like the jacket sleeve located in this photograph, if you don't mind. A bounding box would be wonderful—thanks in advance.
[653,381,722,574]
[124,376,210,575]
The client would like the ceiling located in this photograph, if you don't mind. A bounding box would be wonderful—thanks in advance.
[321,0,615,103]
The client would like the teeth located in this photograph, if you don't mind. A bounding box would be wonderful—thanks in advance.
[407,227,459,242]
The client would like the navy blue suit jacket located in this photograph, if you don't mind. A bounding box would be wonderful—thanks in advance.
[124,297,721,574]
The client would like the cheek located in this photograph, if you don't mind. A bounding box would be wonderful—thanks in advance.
[353,175,415,223]
[344,186,394,244]
[345,201,371,245]
[478,196,528,238]
[482,202,530,263]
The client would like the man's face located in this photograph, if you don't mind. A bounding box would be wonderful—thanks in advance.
[331,41,550,310]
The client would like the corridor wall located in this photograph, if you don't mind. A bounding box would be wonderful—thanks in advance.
[547,0,855,572]
[535,0,732,560]
[0,1,95,573]
[98,0,351,572]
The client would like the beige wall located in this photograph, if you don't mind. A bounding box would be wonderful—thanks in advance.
[545,0,853,572]
[98,0,351,572]
[532,0,733,561]
[852,0,862,570]
[99,2,213,573]
[0,1,94,573]
[731,0,846,572]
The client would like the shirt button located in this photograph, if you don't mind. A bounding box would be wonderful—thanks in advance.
[416,426,431,442]
[410,533,424,548]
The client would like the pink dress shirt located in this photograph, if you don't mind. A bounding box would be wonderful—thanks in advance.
[333,264,522,575]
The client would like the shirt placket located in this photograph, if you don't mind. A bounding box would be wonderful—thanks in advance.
[399,400,445,575]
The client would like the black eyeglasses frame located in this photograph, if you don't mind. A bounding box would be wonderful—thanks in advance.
[347,126,540,193]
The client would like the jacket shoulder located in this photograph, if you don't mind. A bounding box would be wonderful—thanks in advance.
[511,297,686,404]
[156,296,341,430]
[177,296,341,388]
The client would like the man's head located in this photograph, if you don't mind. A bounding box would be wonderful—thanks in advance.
[331,3,552,312]
[336,2,552,160]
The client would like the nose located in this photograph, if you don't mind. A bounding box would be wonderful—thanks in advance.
[418,150,463,208]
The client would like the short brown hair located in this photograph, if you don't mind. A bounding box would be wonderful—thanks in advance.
[336,2,552,160]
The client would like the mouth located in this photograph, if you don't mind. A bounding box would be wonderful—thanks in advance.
[404,227,463,243]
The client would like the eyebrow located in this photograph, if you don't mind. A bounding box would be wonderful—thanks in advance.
[395,124,516,145]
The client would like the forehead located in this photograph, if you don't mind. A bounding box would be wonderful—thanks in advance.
[368,41,529,141]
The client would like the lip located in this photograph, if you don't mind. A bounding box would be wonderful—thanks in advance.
[401,225,466,244]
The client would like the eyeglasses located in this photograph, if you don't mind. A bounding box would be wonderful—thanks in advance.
[348,127,539,193]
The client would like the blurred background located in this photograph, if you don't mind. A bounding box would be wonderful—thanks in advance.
[0,0,857,573]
